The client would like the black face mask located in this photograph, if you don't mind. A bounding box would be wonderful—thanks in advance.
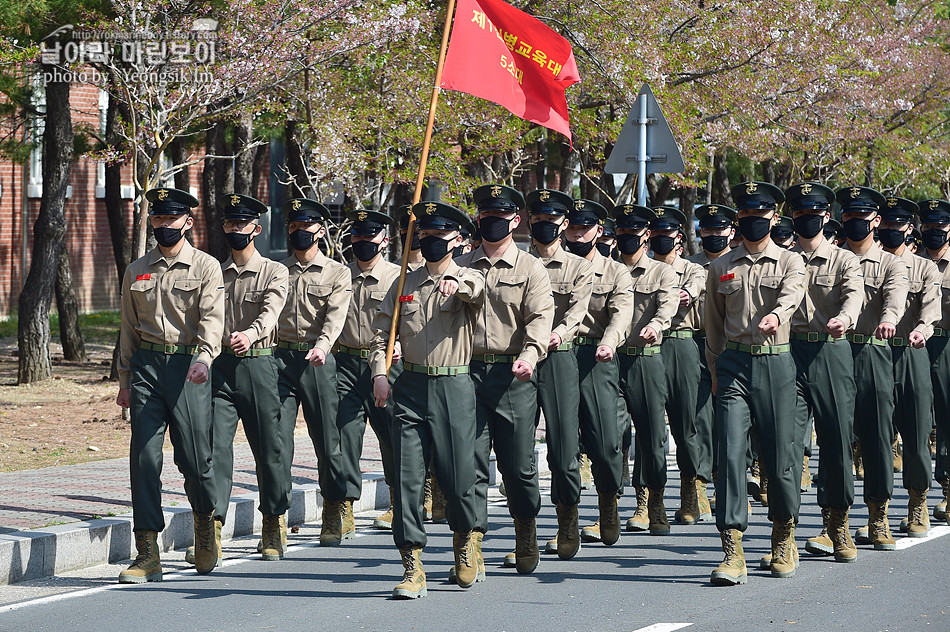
[843,218,873,242]
[616,233,642,255]
[153,225,185,248]
[737,215,772,242]
[401,229,421,252]
[596,242,613,258]
[565,238,595,258]
[351,239,381,262]
[224,231,254,251]
[793,214,824,239]
[877,228,905,249]
[530,220,561,245]
[650,235,676,255]
[922,229,949,250]
[478,215,514,243]
[420,235,453,262]
[289,228,317,251]
[701,235,729,253]
[453,245,467,258]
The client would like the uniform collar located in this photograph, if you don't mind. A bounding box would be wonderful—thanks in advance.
[734,240,783,262]
[845,242,884,262]
[420,260,461,284]
[149,239,195,266]
[669,255,687,273]
[350,258,388,280]
[471,241,519,267]
[290,249,330,271]
[794,237,833,262]
[224,249,263,274]
[529,244,567,266]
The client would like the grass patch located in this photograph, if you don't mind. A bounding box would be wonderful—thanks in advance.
[0,311,121,345]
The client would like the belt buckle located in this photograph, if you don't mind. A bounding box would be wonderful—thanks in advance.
[427,365,439,376]
[483,354,495,363]
[893,337,904,346]
[359,348,369,358]
[853,334,865,344]
[807,332,819,343]
[751,344,764,355]
[164,344,177,354]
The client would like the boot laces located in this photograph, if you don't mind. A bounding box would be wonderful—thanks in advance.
[458,534,472,566]
[196,515,213,551]
[722,533,738,561]
[132,533,151,566]
[516,519,533,551]
[910,492,926,524]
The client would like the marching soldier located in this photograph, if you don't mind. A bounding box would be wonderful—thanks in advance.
[838,186,908,551]
[782,183,862,564]
[116,187,224,583]
[369,201,485,599]
[276,199,353,546]
[564,199,635,547]
[875,197,940,538]
[456,184,554,576]
[336,210,401,530]
[771,215,797,250]
[706,182,806,585]
[597,216,618,259]
[395,204,425,271]
[824,218,845,245]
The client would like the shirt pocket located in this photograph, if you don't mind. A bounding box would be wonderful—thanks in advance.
[717,279,742,296]
[245,289,265,303]
[367,290,387,313]
[908,279,923,294]
[633,281,661,313]
[130,277,158,312]
[399,301,425,336]
[757,275,783,305]
[171,278,200,311]
[495,274,527,304]
[812,273,840,303]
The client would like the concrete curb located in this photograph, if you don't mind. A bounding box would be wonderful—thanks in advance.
[0,443,547,585]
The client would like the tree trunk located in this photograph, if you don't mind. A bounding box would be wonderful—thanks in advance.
[680,186,698,256]
[170,137,190,191]
[285,119,312,199]
[18,70,72,383]
[711,152,734,207]
[104,92,130,381]
[55,242,87,362]
[233,112,255,195]
[251,142,268,202]
[201,121,230,261]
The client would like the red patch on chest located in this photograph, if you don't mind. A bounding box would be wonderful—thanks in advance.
[398,294,414,303]
[719,273,735,282]
[136,274,151,281]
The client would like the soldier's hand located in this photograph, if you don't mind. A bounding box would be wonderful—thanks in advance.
[229,332,251,355]
[758,313,779,336]
[392,342,402,362]
[548,332,562,350]
[438,278,459,297]
[512,360,533,381]
[876,321,896,340]
[116,388,131,409]
[187,362,209,384]
[640,326,658,344]
[910,330,926,349]
[373,375,391,407]
[679,289,691,308]
[595,344,614,362]
[306,347,327,366]
[826,318,846,338]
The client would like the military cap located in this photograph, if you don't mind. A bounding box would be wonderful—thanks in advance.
[917,199,950,224]
[835,186,886,214]
[731,181,785,211]
[526,189,572,215]
[393,204,412,229]
[282,198,330,223]
[146,187,198,215]
[412,201,469,231]
[695,204,736,228]
[879,197,917,223]
[601,216,617,237]
[906,227,922,247]
[346,209,392,235]
[823,217,843,239]
[460,216,477,240]
[473,184,525,212]
[568,199,608,226]
[771,215,795,241]
[784,182,835,212]
[222,193,268,220]
[651,206,687,230]
[610,203,651,229]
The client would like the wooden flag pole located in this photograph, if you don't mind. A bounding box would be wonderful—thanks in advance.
[384,0,458,374]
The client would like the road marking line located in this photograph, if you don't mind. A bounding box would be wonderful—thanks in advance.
[631,624,693,632]
[893,524,950,549]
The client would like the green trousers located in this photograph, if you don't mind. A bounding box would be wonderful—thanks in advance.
[620,353,669,490]
[276,348,347,503]
[928,337,950,484]
[335,353,399,497]
[696,336,718,475]
[575,345,623,496]
[851,343,895,504]
[472,361,541,531]
[791,339,855,510]
[892,346,933,491]
[714,348,799,532]
[537,349,581,507]
[129,348,216,531]
[212,353,288,522]
[663,336,712,482]
[391,371,478,549]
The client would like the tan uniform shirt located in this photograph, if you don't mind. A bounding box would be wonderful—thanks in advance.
[118,240,225,389]
[667,256,706,332]
[278,250,352,355]
[842,243,908,336]
[369,261,485,375]
[578,252,635,350]
[338,258,401,350]
[894,248,941,340]
[529,245,593,345]
[622,254,679,347]
[926,247,950,331]
[221,250,288,350]
[791,239,863,334]
[686,249,728,333]
[705,241,806,373]
[456,242,554,367]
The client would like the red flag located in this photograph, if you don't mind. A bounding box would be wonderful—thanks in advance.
[440,0,580,143]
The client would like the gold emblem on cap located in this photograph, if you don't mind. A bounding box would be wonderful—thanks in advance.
[745,182,758,194]
[656,208,665,216]
[230,195,240,206]
[574,200,585,211]
[425,202,437,215]
[157,189,169,200]
[850,187,861,199]
[490,185,502,197]
[291,199,302,211]
[624,205,634,215]
[357,211,368,221]
[708,206,718,214]
[538,190,550,202]
[887,198,897,208]
[931,200,940,210]
[800,183,812,195]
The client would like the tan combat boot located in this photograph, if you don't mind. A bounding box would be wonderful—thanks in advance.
[373,486,395,530]
[598,491,621,545]
[261,514,284,561]
[192,512,218,574]
[905,488,930,538]
[866,500,896,550]
[648,487,671,535]
[710,529,747,586]
[674,476,699,525]
[696,479,712,522]
[320,499,344,546]
[805,507,834,556]
[892,437,903,473]
[453,531,479,588]
[430,477,447,524]
[625,486,649,532]
[934,480,948,521]
[279,513,288,552]
[513,516,540,574]
[392,547,426,599]
[801,454,813,492]
[770,518,797,578]
[853,442,864,480]
[580,453,593,490]
[747,460,762,501]
[710,471,718,512]
[473,531,486,581]
[759,472,769,507]
[118,530,162,584]
[580,521,602,543]
[555,503,580,560]
[828,507,857,563]
[423,476,433,521]
[341,499,356,541]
